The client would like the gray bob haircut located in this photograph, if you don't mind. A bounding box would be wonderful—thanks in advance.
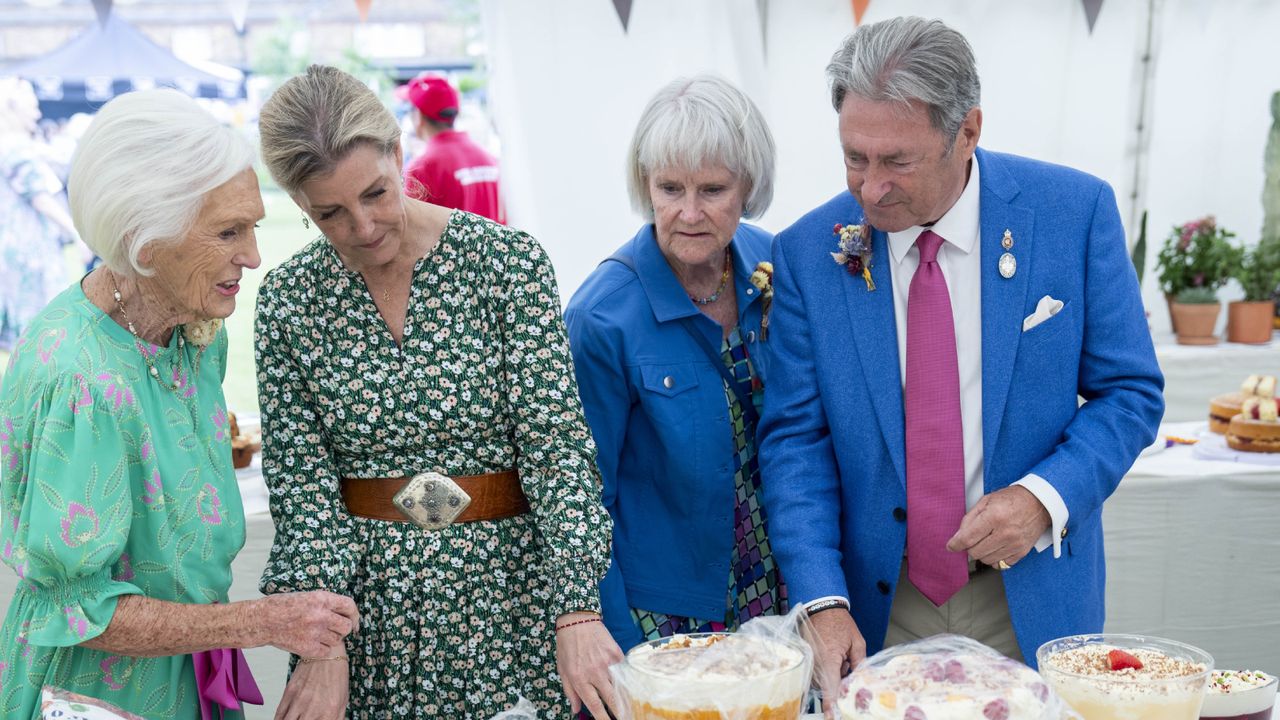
[258,65,400,196]
[68,89,254,277]
[826,16,980,142]
[626,75,776,220]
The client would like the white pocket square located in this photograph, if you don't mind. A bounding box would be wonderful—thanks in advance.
[1022,295,1064,332]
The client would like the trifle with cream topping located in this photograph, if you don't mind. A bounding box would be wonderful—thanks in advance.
[1037,634,1213,720]
[1200,670,1276,720]
[612,632,812,719]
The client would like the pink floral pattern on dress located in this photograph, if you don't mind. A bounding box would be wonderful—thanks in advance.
[142,471,163,506]
[96,373,134,412]
[36,328,65,364]
[63,607,87,639]
[211,405,228,443]
[59,502,99,547]
[69,375,93,415]
[100,655,126,690]
[197,483,222,525]
[1,416,29,473]
[112,553,133,582]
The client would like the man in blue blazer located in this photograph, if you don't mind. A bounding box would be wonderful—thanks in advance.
[758,16,1163,712]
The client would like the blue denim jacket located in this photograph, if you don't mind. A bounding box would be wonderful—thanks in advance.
[564,223,772,651]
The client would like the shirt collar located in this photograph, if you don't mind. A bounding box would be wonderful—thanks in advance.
[887,156,982,265]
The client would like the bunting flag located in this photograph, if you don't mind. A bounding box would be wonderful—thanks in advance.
[91,0,112,26]
[354,0,372,22]
[1082,0,1104,33]
[612,0,633,31]
[227,0,250,33]
[852,0,871,25]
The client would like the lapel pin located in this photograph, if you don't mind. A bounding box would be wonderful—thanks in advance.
[998,229,1016,278]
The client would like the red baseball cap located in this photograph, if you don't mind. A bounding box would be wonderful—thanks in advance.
[395,74,459,123]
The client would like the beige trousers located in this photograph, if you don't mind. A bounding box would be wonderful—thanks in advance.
[883,560,1024,662]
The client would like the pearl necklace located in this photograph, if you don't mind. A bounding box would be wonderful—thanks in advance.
[689,249,732,306]
[110,276,203,392]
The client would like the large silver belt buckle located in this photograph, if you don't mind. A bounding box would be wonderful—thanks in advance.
[391,471,472,531]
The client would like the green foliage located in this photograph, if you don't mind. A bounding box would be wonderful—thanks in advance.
[1131,210,1147,284]
[1174,286,1219,304]
[1235,238,1280,301]
[1156,215,1236,299]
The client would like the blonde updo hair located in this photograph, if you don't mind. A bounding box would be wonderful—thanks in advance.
[258,65,401,196]
[68,89,253,276]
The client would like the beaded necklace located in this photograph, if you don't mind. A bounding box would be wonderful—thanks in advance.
[689,248,732,306]
[109,276,204,392]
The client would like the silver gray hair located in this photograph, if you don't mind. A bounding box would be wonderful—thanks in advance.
[68,89,254,276]
[826,16,980,143]
[626,75,775,220]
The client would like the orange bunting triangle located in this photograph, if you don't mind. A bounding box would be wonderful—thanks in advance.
[852,0,871,25]
[354,0,372,22]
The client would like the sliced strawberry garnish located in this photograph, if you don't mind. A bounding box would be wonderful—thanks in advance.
[1107,649,1144,671]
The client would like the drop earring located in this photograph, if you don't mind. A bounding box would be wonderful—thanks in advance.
[302,215,310,229]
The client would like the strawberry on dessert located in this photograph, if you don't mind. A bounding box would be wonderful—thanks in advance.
[1107,649,1144,671]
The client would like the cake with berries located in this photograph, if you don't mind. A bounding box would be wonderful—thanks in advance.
[837,636,1056,719]
[1210,375,1275,435]
[1226,396,1280,453]
[615,632,811,720]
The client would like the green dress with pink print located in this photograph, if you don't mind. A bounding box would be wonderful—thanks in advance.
[0,283,246,719]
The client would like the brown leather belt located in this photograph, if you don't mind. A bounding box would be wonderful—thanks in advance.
[340,470,529,524]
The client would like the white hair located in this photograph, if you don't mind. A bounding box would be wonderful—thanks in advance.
[68,89,254,276]
[626,75,776,220]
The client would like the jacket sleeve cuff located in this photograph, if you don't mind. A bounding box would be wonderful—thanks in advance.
[1013,473,1069,558]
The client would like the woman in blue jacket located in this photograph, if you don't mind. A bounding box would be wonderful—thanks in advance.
[565,75,786,657]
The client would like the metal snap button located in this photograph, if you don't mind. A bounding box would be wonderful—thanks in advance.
[663,376,674,389]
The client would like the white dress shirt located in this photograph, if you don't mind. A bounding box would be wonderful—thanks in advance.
[885,159,1067,559]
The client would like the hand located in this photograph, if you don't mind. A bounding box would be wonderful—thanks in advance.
[255,591,360,658]
[275,657,349,720]
[554,612,623,719]
[946,485,1051,569]
[804,608,865,719]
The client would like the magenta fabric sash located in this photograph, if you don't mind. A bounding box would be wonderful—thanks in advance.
[193,648,264,720]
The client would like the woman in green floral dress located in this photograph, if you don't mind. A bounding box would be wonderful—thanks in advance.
[255,65,616,719]
[0,90,358,719]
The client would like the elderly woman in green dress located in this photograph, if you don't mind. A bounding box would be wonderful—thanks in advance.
[0,89,361,719]
[254,65,616,720]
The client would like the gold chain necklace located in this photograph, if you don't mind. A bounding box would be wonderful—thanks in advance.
[109,276,203,392]
[689,248,732,306]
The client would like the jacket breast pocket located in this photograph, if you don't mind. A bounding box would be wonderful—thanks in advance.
[635,363,704,480]
[639,364,701,399]
[1020,300,1075,350]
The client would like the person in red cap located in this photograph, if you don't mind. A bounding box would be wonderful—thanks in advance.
[397,74,506,224]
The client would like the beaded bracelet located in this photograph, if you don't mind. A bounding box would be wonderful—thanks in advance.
[298,655,348,664]
[555,617,603,632]
[805,599,850,617]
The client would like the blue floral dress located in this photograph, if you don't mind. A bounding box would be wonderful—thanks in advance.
[0,144,68,352]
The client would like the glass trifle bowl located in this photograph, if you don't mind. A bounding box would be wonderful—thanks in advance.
[1037,634,1214,720]
[610,631,813,720]
[1200,670,1277,720]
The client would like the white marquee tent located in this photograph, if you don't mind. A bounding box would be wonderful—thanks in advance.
[480,0,1280,335]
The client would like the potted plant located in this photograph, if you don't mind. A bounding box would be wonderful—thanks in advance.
[1229,239,1280,343]
[1157,215,1235,341]
[1171,286,1222,344]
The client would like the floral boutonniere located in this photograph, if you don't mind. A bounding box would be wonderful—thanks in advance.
[749,261,774,339]
[831,222,876,291]
[182,319,224,348]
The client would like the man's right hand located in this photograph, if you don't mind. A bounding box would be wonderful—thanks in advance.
[806,608,866,718]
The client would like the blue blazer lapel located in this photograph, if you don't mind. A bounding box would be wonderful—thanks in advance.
[977,150,1034,474]
[844,228,907,487]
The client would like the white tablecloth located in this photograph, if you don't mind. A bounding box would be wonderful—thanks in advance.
[1156,332,1280,422]
[1104,421,1280,674]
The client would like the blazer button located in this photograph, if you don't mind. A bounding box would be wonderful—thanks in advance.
[892,507,906,522]
[663,376,674,389]
[746,330,756,343]
[746,287,755,295]
[1060,526,1069,539]
[877,580,891,595]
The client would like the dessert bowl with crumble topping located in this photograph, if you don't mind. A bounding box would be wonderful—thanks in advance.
[1036,634,1214,720]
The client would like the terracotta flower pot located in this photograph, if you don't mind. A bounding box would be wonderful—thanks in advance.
[1227,300,1276,344]
[1171,301,1220,345]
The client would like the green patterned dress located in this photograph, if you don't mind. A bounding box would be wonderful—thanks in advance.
[254,211,611,718]
[0,285,245,719]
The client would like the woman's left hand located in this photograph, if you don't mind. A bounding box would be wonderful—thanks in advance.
[555,612,623,718]
[275,657,349,720]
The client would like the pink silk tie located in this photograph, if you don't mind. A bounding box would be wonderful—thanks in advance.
[904,229,969,607]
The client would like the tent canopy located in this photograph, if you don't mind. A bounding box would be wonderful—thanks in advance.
[3,13,245,119]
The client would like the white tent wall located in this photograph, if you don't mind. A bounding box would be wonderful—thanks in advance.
[481,0,1280,334]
